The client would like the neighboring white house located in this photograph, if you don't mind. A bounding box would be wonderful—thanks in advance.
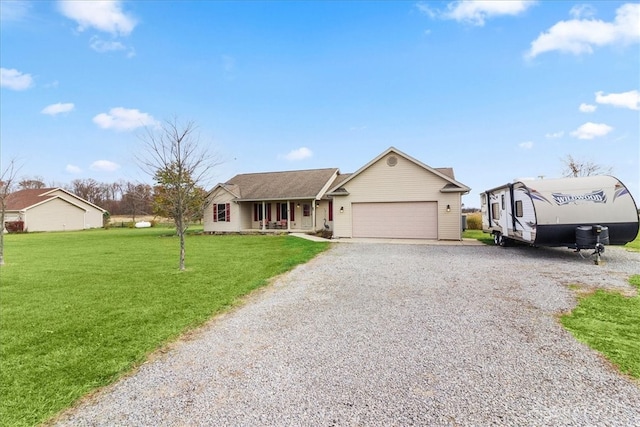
[4,188,107,232]
[204,147,471,240]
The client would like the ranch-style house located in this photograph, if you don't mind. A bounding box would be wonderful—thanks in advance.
[204,147,470,240]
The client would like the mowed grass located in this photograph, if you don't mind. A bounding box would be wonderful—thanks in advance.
[462,229,493,244]
[0,228,329,427]
[561,275,640,379]
[624,228,640,251]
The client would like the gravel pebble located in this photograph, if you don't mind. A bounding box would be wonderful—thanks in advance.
[54,243,640,426]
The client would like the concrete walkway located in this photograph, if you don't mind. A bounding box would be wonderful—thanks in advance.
[290,232,484,245]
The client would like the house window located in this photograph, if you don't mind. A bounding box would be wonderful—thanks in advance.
[328,200,333,221]
[515,200,523,218]
[213,203,230,222]
[277,203,288,221]
[253,203,271,221]
[253,204,263,221]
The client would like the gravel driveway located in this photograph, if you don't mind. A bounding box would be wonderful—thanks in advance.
[55,243,640,426]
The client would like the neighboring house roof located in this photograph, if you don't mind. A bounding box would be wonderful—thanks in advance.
[218,168,340,201]
[328,147,470,195]
[435,168,455,180]
[4,188,106,212]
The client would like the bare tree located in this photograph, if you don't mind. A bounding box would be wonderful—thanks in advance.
[1,159,22,266]
[69,178,104,205]
[18,176,46,189]
[137,118,221,271]
[561,154,612,177]
[122,182,153,221]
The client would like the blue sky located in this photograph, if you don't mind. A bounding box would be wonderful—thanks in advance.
[1,0,638,207]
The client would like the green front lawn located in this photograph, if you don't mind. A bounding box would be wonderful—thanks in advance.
[624,229,640,252]
[0,228,329,427]
[561,275,640,379]
[462,229,493,244]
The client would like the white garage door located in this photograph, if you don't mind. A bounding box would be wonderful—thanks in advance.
[352,202,438,239]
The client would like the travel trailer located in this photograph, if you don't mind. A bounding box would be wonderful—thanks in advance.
[481,176,638,262]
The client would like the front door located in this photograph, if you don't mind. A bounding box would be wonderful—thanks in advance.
[301,203,312,228]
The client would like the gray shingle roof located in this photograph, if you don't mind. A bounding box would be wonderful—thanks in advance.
[225,168,339,200]
[435,168,454,180]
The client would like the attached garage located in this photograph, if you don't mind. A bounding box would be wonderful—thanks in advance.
[329,147,471,241]
[352,202,437,239]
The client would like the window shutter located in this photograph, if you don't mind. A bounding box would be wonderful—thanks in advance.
[276,203,281,221]
[254,204,258,221]
[213,204,218,222]
[226,203,230,222]
[290,202,295,221]
[267,203,272,221]
[329,200,333,221]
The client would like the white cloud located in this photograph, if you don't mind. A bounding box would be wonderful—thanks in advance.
[595,90,639,110]
[579,103,597,113]
[415,2,437,19]
[0,0,31,22]
[284,147,313,161]
[66,164,82,174]
[90,160,120,172]
[519,141,534,149]
[93,107,157,131]
[41,102,75,116]
[440,0,536,26]
[526,3,640,59]
[0,67,34,90]
[570,122,613,139]
[569,4,596,19]
[89,36,136,57]
[58,0,136,36]
[91,37,125,52]
[545,131,564,138]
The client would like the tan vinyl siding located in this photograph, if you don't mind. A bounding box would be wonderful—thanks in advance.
[333,153,463,240]
[204,189,241,232]
[314,200,333,231]
[49,189,104,228]
[344,154,445,202]
[26,198,85,232]
[438,193,462,240]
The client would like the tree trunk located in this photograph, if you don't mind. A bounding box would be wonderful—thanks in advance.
[0,208,5,266]
[176,216,186,271]
[179,230,186,271]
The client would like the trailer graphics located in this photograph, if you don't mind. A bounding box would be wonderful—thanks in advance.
[551,190,606,205]
[481,176,639,262]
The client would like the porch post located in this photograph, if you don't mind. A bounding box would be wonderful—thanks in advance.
[312,200,317,232]
[287,200,291,231]
[262,201,266,231]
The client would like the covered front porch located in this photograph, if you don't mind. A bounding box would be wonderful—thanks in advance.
[240,199,333,233]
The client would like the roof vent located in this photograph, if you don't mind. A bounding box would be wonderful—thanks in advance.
[387,156,398,167]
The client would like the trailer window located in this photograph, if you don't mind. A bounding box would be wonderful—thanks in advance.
[515,200,523,218]
[501,195,505,210]
[491,203,500,220]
